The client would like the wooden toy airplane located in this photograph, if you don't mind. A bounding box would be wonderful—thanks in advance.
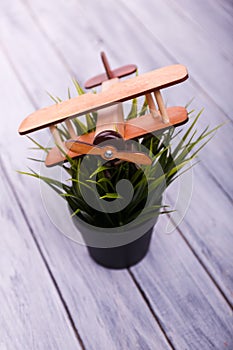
[18,52,189,167]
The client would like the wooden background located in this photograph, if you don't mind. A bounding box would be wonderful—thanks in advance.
[0,1,232,349]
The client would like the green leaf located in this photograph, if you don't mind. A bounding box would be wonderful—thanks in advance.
[57,125,70,140]
[72,78,85,95]
[172,109,204,159]
[72,118,88,135]
[70,208,81,217]
[90,166,112,179]
[69,178,94,190]
[139,97,148,116]
[27,157,44,163]
[85,113,96,131]
[185,97,195,109]
[68,87,71,99]
[167,159,193,178]
[100,193,122,200]
[17,170,67,196]
[97,177,115,191]
[130,204,164,222]
[21,99,220,229]
[127,98,137,120]
[26,136,50,154]
[86,179,106,192]
[56,96,62,102]
[46,91,60,104]
[60,193,78,198]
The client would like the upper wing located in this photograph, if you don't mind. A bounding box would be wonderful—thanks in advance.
[18,64,188,135]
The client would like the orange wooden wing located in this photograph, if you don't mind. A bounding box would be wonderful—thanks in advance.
[18,65,188,135]
[45,106,187,167]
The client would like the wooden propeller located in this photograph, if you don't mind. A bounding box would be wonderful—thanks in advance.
[65,140,152,165]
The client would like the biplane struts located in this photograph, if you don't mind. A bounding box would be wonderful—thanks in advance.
[18,52,189,167]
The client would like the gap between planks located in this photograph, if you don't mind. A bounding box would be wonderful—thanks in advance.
[109,0,233,201]
[0,161,86,350]
[19,0,233,129]
[119,0,233,124]
[2,0,233,334]
[21,0,75,78]
[0,42,39,109]
[21,0,233,204]
[0,13,174,348]
[127,268,176,350]
[198,161,233,206]
[1,159,174,350]
[125,212,233,350]
[168,212,233,310]
[1,4,229,308]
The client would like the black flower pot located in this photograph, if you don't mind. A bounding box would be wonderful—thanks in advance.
[70,207,158,269]
[86,227,153,269]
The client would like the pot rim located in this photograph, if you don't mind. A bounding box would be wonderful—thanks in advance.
[70,205,159,248]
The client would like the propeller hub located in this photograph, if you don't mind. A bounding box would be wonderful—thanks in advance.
[104,149,114,159]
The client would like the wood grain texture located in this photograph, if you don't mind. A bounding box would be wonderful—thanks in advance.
[166,165,233,306]
[1,167,172,350]
[131,215,233,349]
[0,0,233,349]
[66,0,233,202]
[35,0,233,199]
[18,64,188,135]
[0,4,172,349]
[94,78,125,138]
[174,0,233,60]
[24,0,233,317]
[45,106,188,167]
[65,141,152,165]
[9,182,172,350]
[122,0,233,119]
[146,93,158,118]
[0,165,81,350]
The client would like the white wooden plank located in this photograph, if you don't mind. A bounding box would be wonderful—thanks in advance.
[174,0,233,60]
[11,0,233,313]
[1,2,233,348]
[24,0,233,203]
[131,215,233,350]
[0,169,81,350]
[0,1,72,108]
[218,0,233,17]
[120,0,233,119]
[0,5,172,349]
[24,0,233,200]
[21,0,233,320]
[20,0,104,88]
[94,0,233,306]
[166,165,233,305]
[52,0,233,203]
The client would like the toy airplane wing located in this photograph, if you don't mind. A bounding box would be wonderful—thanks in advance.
[45,105,187,166]
[18,64,188,135]
[18,51,189,167]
